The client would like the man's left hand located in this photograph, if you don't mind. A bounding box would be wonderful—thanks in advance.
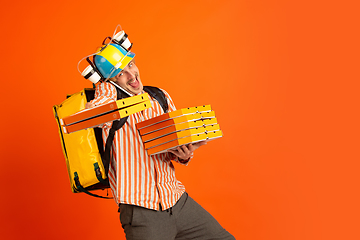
[168,141,208,162]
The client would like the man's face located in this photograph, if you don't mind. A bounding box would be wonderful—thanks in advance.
[113,60,143,95]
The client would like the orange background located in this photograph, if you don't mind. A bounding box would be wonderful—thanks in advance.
[1,0,359,239]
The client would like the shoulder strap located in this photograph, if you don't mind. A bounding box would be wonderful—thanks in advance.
[102,85,130,176]
[143,86,169,114]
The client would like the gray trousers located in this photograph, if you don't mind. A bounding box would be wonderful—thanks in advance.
[119,192,235,240]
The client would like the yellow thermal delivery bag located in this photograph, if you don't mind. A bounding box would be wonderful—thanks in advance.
[53,87,152,197]
[53,88,109,195]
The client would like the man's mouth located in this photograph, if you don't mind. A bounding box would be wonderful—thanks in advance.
[128,75,139,88]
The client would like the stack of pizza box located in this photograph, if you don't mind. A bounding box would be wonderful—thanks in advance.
[136,105,223,155]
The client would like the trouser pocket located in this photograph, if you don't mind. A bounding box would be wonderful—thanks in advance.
[119,204,134,229]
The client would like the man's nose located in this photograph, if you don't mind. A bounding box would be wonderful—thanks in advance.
[124,69,135,79]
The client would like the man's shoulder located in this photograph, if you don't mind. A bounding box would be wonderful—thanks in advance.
[98,81,116,89]
[143,86,169,99]
[143,86,170,97]
[143,86,169,113]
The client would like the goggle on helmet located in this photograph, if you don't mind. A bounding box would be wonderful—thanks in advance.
[79,29,135,84]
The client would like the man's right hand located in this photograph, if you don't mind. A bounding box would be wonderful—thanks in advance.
[85,102,95,109]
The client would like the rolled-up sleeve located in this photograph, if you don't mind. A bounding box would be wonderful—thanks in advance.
[90,82,117,128]
[91,81,117,106]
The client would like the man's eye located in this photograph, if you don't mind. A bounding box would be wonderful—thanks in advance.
[119,72,124,76]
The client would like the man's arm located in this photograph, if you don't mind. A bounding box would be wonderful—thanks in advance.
[88,81,117,107]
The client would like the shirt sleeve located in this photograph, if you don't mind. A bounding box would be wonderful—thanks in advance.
[91,81,117,106]
[90,81,117,128]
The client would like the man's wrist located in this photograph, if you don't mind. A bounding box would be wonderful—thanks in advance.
[178,157,190,163]
[178,152,193,163]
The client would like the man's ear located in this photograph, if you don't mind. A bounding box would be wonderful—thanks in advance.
[107,76,117,82]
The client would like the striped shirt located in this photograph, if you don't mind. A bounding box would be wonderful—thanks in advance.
[91,81,187,211]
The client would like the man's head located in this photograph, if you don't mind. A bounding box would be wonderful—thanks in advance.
[80,28,136,84]
[111,59,143,95]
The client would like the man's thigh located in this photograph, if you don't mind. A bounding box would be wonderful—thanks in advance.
[174,193,235,240]
[119,204,176,240]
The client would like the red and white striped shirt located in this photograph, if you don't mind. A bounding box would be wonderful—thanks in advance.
[91,82,187,210]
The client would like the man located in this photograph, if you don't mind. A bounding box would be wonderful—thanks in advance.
[86,59,235,240]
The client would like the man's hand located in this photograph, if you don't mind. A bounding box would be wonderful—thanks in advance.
[85,102,95,109]
[168,141,208,162]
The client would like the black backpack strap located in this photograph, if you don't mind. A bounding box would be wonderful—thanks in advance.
[102,85,131,175]
[102,116,128,175]
[74,171,112,199]
[143,86,168,113]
